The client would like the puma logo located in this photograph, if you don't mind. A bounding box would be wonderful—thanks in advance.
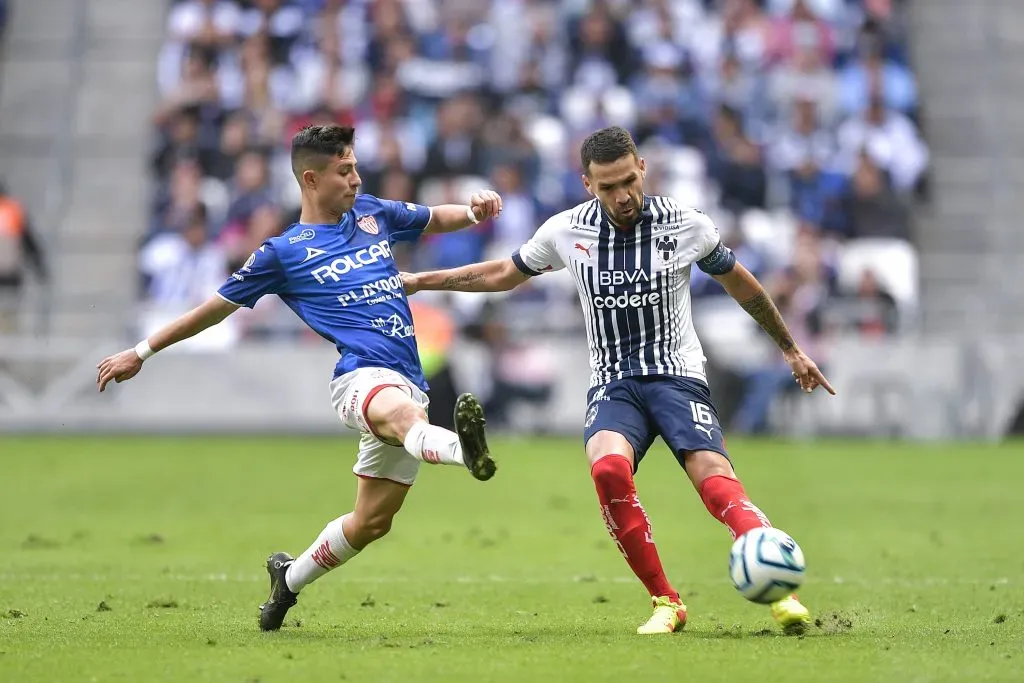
[574,242,593,257]
[694,424,714,440]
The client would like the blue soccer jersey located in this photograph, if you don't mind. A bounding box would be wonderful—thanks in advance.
[217,194,432,390]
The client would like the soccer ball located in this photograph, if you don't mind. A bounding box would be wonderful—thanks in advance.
[729,527,806,604]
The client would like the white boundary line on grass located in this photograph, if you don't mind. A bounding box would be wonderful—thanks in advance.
[0,574,1013,587]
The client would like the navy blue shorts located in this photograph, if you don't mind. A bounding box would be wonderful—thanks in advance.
[583,375,729,472]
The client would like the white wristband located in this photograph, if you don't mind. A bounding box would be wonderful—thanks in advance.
[134,340,155,361]
[466,206,480,225]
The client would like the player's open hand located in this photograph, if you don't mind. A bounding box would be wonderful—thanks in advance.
[784,349,835,395]
[96,349,144,392]
[400,272,421,296]
[469,190,502,222]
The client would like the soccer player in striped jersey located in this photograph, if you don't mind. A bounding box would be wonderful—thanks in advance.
[402,126,835,635]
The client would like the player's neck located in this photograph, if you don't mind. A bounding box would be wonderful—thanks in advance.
[298,203,342,226]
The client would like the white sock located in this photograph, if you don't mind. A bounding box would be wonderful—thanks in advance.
[402,421,465,466]
[285,514,359,593]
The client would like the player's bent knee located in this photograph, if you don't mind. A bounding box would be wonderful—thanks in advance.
[367,389,426,442]
[683,449,735,482]
[585,431,635,466]
[386,401,426,436]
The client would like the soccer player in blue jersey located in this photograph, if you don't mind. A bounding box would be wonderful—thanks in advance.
[402,126,834,635]
[96,124,503,631]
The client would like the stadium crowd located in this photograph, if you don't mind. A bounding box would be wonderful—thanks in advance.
[144,0,925,432]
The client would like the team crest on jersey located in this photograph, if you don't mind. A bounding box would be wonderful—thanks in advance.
[357,215,380,235]
[655,236,678,262]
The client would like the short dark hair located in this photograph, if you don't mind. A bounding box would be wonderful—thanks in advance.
[580,126,638,174]
[291,124,356,177]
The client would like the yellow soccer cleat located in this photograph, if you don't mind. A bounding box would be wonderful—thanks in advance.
[771,594,811,635]
[636,596,687,634]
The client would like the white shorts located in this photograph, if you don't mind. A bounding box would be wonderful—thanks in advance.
[330,367,430,486]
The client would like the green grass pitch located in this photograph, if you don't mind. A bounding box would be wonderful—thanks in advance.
[1,436,1022,682]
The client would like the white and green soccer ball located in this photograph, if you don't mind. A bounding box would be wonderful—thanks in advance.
[729,527,806,604]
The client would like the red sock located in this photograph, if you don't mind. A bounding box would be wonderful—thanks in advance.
[699,475,773,539]
[591,455,679,602]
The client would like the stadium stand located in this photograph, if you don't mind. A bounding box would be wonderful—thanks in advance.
[146,0,926,432]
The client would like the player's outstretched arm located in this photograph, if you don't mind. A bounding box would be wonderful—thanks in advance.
[96,295,240,392]
[402,258,529,294]
[423,190,502,234]
[712,263,836,395]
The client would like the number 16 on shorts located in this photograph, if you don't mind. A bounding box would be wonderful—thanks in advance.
[690,401,713,424]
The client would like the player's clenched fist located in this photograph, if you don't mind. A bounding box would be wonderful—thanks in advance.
[469,190,502,222]
[399,272,421,296]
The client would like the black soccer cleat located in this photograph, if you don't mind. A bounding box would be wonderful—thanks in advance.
[454,393,496,481]
[259,551,298,632]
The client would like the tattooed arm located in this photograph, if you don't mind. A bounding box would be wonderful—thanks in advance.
[713,263,835,395]
[714,263,796,351]
[402,258,530,295]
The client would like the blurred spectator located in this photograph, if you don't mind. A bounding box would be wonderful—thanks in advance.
[0,181,48,333]
[837,94,928,192]
[842,151,911,240]
[139,204,240,349]
[822,268,899,336]
[481,113,541,180]
[768,31,839,125]
[717,0,771,70]
[155,43,222,127]
[705,105,768,212]
[487,163,544,256]
[423,96,486,178]
[568,4,635,91]
[158,0,242,96]
[167,0,240,48]
[200,109,251,181]
[151,158,204,236]
[224,149,274,230]
[238,0,305,66]
[703,50,770,136]
[631,44,708,146]
[769,97,836,173]
[788,154,848,236]
[152,109,203,180]
[767,0,835,66]
[838,23,917,116]
[140,204,226,306]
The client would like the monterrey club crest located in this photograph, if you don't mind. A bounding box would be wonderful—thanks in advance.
[357,215,379,235]
[655,235,677,262]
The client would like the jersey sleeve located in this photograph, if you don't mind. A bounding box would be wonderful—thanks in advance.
[693,211,737,275]
[379,199,432,244]
[512,216,566,276]
[216,241,288,308]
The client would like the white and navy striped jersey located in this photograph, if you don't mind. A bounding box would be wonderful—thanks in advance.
[512,195,734,388]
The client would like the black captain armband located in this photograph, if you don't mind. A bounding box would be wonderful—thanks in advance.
[511,250,541,277]
[696,241,737,275]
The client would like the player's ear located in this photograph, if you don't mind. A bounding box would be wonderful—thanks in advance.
[302,168,317,190]
[638,157,647,179]
[581,174,593,197]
